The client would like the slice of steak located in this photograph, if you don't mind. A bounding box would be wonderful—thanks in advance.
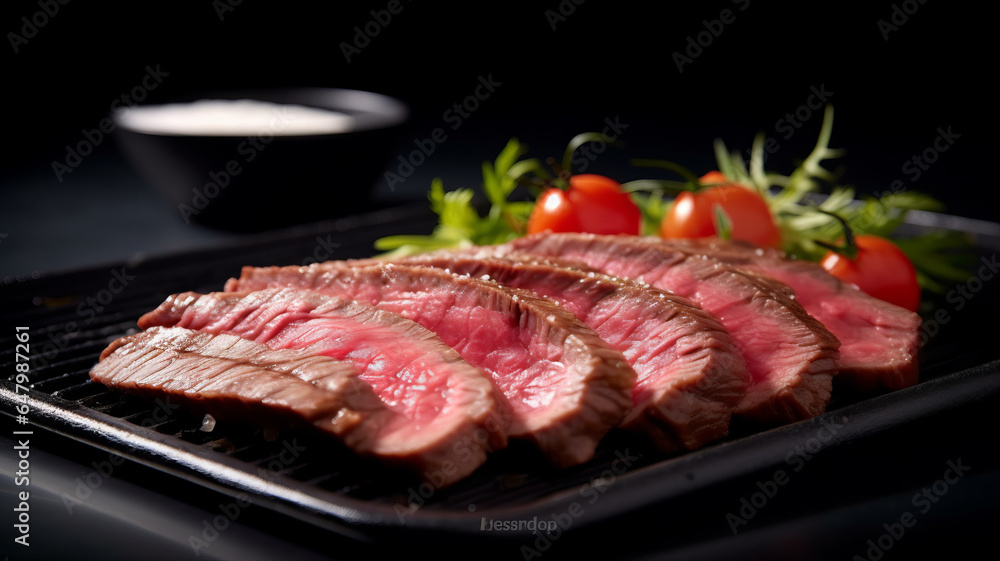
[658,238,922,392]
[138,288,506,485]
[499,233,841,425]
[91,326,390,452]
[227,263,637,467]
[391,252,750,452]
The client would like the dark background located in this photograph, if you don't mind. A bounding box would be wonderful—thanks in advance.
[1,3,998,560]
[1,1,996,278]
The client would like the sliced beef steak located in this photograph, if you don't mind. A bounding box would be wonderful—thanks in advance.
[499,233,841,425]
[659,239,922,391]
[91,326,390,451]
[138,288,505,484]
[390,252,750,452]
[227,263,637,467]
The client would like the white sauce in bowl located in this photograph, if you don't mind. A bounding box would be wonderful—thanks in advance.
[115,99,355,136]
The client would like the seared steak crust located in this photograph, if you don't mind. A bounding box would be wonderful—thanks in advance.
[500,233,842,424]
[138,288,506,484]
[660,238,922,391]
[389,252,750,452]
[91,327,389,451]
[227,262,637,467]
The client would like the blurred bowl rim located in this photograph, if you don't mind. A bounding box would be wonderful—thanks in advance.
[112,87,410,138]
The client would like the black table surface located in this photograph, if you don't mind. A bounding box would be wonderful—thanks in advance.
[3,3,998,559]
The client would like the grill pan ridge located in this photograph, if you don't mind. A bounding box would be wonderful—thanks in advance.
[2,203,999,557]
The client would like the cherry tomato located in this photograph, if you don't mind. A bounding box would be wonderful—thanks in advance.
[698,170,730,186]
[820,235,921,312]
[528,188,580,234]
[527,174,641,235]
[660,172,782,248]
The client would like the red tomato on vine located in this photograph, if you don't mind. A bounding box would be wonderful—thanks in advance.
[820,234,921,312]
[660,171,782,248]
[527,174,641,236]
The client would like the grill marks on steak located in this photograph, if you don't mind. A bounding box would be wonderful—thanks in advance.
[137,288,505,484]
[91,327,389,449]
[227,263,637,467]
[501,233,841,424]
[90,225,915,488]
[659,239,922,392]
[390,252,750,452]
